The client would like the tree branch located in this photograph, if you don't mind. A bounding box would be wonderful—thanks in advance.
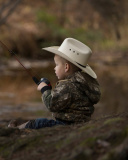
[0,0,22,26]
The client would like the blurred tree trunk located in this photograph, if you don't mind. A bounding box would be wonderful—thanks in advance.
[88,0,127,40]
[0,0,22,26]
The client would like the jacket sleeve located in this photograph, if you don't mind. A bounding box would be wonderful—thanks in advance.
[41,90,52,110]
[42,81,71,112]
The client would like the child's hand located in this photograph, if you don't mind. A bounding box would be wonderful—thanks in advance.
[38,78,52,89]
[37,78,52,91]
[37,82,48,91]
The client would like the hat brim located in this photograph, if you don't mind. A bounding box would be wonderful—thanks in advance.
[42,46,97,79]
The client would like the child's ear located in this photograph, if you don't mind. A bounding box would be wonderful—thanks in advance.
[65,63,70,72]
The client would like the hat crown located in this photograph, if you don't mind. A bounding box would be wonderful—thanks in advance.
[42,37,97,78]
[58,38,92,66]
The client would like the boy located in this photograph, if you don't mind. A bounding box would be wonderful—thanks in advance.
[8,38,101,129]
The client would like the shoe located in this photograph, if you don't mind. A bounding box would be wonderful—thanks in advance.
[8,119,17,128]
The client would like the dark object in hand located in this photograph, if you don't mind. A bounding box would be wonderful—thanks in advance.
[38,78,52,89]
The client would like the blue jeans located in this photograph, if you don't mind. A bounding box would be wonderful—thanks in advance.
[25,118,65,129]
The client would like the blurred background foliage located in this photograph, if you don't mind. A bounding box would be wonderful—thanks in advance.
[0,0,128,59]
[0,0,128,118]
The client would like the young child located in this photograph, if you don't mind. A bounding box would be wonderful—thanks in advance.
[8,38,101,129]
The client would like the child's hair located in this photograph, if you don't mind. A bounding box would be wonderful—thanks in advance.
[59,55,81,72]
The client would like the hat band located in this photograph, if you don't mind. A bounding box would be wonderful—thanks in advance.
[76,62,86,68]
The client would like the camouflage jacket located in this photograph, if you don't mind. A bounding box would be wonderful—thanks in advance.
[42,71,101,123]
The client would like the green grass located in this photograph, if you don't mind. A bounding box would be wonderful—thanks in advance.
[104,118,123,125]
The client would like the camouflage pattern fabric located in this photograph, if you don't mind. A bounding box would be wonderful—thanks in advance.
[42,71,101,123]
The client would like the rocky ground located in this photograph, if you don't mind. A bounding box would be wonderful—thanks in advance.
[0,112,128,160]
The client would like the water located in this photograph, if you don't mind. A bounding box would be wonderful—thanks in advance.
[0,59,55,122]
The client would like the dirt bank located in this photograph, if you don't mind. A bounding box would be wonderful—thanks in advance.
[0,112,128,160]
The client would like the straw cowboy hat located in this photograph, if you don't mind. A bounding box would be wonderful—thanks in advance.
[42,38,97,79]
